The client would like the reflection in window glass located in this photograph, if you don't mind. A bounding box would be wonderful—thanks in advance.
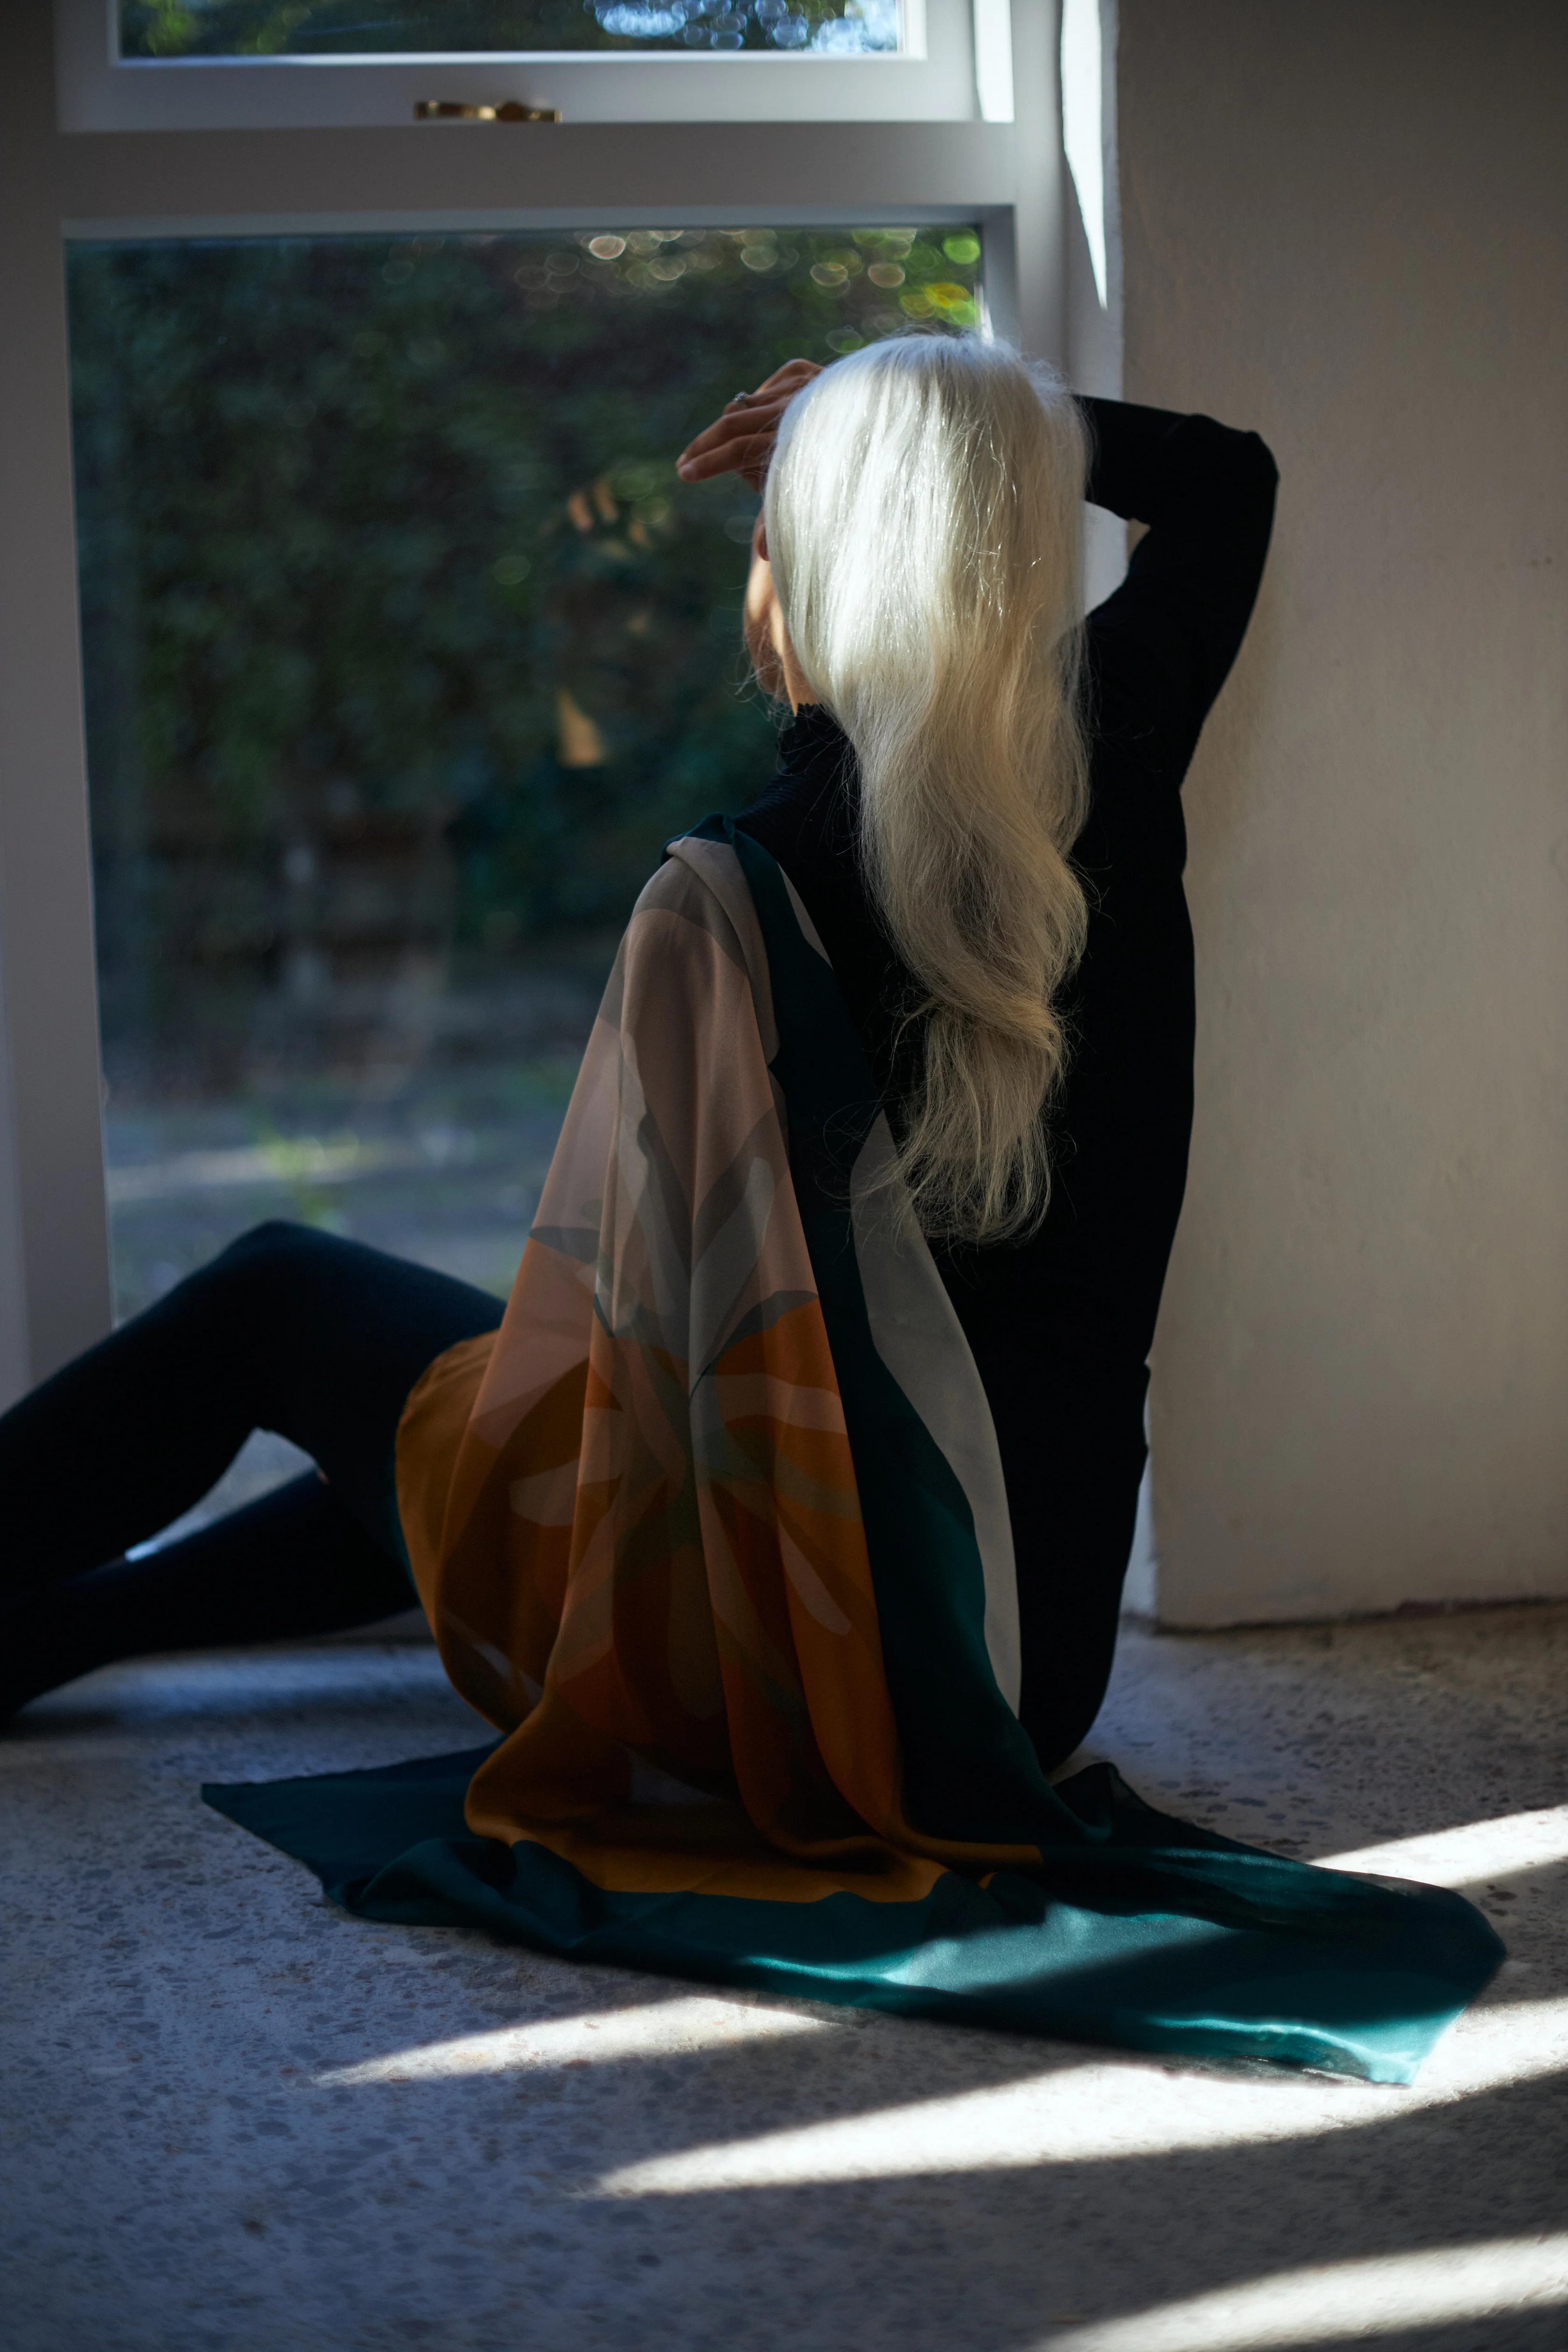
[69,225,980,1320]
[119,0,903,58]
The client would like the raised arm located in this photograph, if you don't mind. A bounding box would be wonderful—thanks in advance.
[1077,395,1278,782]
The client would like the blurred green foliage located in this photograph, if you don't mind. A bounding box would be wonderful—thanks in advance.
[68,223,977,1068]
[119,0,897,59]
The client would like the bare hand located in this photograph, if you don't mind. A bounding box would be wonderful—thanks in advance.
[675,358,822,491]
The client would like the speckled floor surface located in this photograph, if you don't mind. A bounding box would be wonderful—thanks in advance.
[4,1605,1565,2352]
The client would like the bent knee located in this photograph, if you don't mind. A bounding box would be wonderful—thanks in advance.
[206,1219,347,1303]
[214,1218,318,1269]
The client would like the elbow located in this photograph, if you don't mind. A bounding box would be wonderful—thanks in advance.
[1206,423,1279,569]
[1185,412,1279,498]
[1247,430,1280,490]
[1232,430,1280,553]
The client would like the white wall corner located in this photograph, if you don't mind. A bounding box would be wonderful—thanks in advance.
[1063,0,1148,1617]
[1,1,116,1396]
[1063,0,1128,616]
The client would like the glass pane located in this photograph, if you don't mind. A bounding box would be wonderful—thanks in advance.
[69,224,981,1325]
[119,1,904,58]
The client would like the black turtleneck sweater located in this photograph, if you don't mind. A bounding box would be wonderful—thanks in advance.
[735,396,1278,1767]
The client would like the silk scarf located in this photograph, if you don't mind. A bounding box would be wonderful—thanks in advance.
[208,821,1501,2081]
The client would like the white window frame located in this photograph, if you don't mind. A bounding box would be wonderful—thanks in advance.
[56,0,1019,132]
[0,0,1067,1399]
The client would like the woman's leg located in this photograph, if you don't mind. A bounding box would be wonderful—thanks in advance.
[0,1474,413,1721]
[0,1219,504,1596]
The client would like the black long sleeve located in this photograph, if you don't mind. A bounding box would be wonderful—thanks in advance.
[1078,394,1279,779]
[735,395,1277,1768]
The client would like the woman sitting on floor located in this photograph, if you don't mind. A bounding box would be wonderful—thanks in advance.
[0,337,1499,2078]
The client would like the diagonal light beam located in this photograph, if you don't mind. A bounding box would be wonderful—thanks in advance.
[1317,1805,1568,1887]
[314,1992,826,2086]
[595,1997,1568,2195]
[1043,2233,1568,2351]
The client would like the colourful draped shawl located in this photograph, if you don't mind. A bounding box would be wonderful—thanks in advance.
[208,820,1501,2081]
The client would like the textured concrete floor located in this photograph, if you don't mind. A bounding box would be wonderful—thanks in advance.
[4,1605,1565,2352]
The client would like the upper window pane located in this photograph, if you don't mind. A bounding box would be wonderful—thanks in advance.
[118,0,903,59]
[64,0,984,129]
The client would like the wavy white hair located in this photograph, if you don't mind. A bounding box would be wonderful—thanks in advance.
[763,333,1091,1243]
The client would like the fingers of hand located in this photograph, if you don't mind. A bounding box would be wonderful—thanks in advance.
[677,402,791,479]
[676,427,775,485]
[752,358,823,399]
[676,357,822,478]
[680,394,790,456]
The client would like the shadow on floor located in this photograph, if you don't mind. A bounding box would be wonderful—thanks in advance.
[3,1607,1564,2352]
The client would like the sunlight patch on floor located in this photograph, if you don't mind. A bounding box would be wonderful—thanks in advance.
[1318,1805,1568,1887]
[313,1992,828,2085]
[1043,2233,1568,2350]
[592,1996,1568,2194]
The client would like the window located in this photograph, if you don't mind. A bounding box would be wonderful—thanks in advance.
[0,0,1063,1391]
[69,220,982,1318]
[58,0,997,130]
[116,1,905,57]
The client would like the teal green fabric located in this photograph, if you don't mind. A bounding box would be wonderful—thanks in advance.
[203,824,1503,2082]
[204,1744,1498,2083]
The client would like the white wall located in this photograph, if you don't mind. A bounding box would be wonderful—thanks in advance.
[0,9,115,1390]
[1116,0,1568,1622]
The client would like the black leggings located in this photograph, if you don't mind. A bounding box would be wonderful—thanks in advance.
[2,1218,1125,1765]
[0,1223,504,1721]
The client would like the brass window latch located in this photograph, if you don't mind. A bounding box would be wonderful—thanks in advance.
[414,101,561,124]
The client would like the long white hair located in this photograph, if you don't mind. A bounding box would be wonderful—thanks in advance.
[763,333,1091,1244]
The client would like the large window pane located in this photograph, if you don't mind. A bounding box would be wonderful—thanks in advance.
[69,223,981,1325]
[119,1,903,57]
